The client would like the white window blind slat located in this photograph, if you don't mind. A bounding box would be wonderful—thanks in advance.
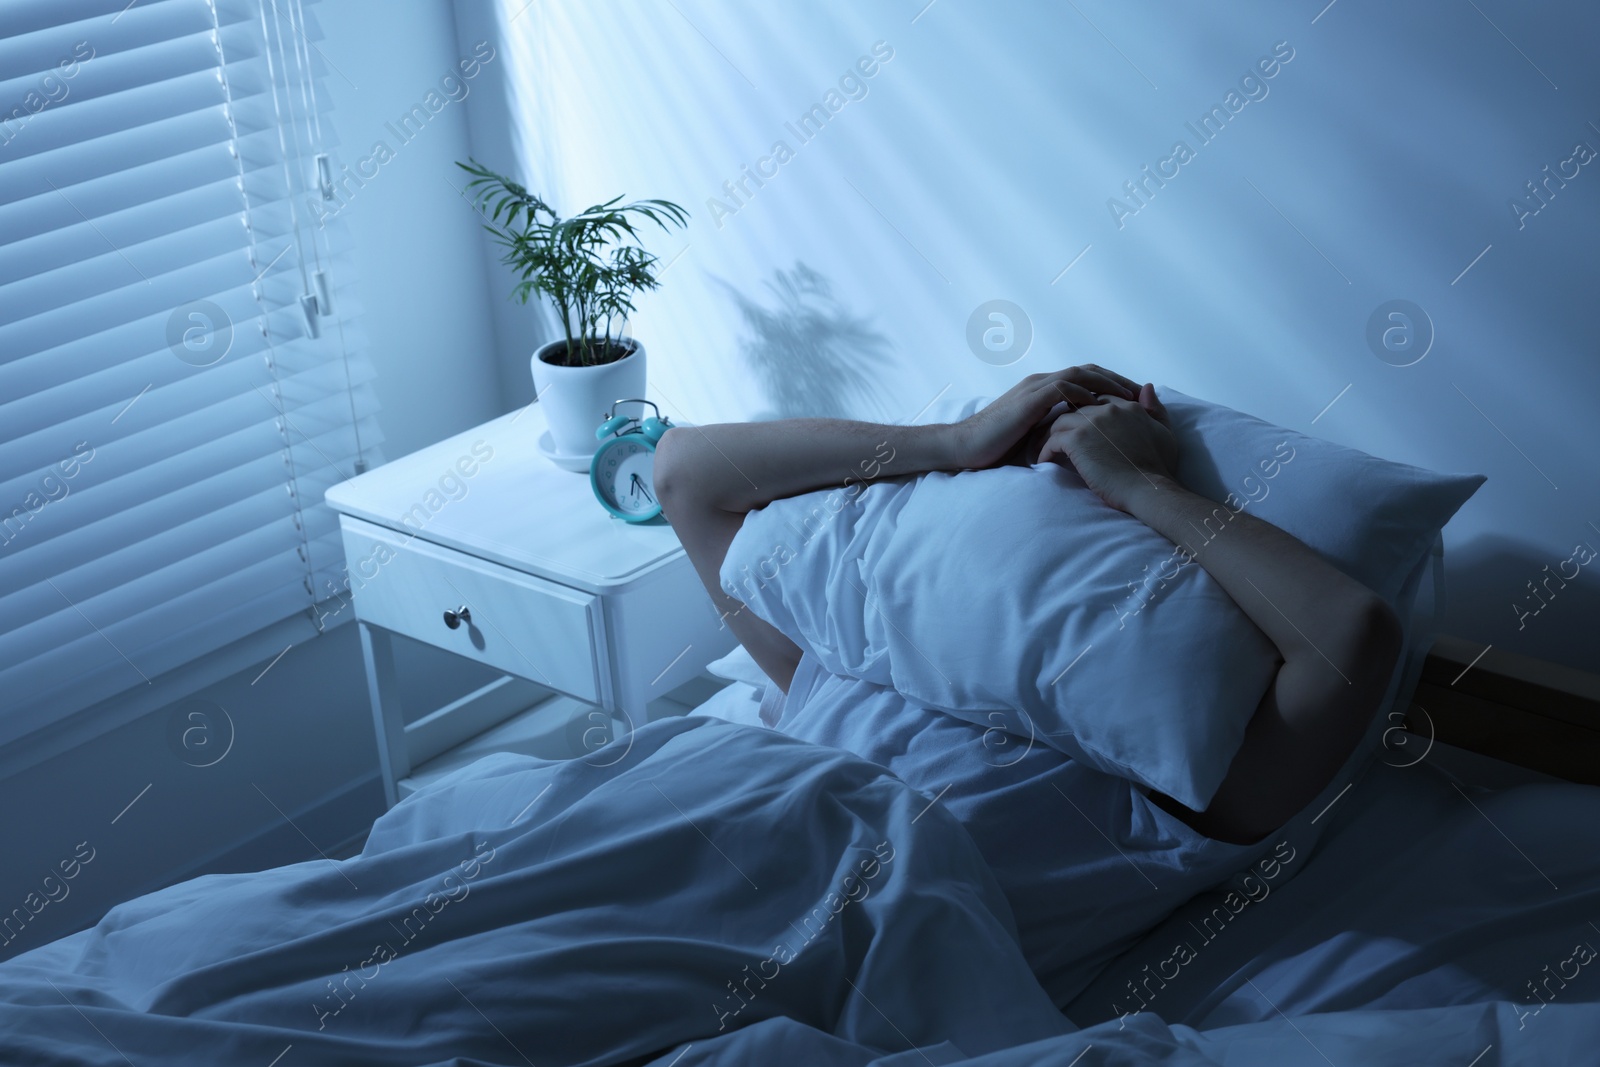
[0,90,297,203]
[0,223,352,391]
[5,469,358,644]
[0,0,380,739]
[0,541,322,727]
[0,183,347,330]
[2,62,273,168]
[1,404,383,608]
[2,368,382,588]
[0,126,344,265]
[0,133,303,245]
[0,235,357,393]
[0,171,255,284]
[3,313,371,448]
[0,354,380,498]
[0,0,191,41]
[0,3,230,86]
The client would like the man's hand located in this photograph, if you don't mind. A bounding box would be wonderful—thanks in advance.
[1037,383,1179,512]
[944,365,1141,471]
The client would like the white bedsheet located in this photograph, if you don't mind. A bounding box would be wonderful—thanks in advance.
[1065,753,1600,1036]
[662,999,1600,1065]
[684,677,769,728]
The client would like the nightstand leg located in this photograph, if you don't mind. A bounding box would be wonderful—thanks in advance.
[613,672,655,736]
[359,622,409,807]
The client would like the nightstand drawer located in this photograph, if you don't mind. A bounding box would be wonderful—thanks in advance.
[340,518,603,703]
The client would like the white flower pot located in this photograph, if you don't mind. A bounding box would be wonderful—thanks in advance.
[531,338,648,470]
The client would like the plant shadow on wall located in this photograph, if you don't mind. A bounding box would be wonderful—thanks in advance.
[716,263,893,422]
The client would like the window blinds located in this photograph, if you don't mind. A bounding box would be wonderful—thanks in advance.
[0,0,382,742]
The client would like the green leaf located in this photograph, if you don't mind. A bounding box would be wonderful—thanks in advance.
[453,160,688,346]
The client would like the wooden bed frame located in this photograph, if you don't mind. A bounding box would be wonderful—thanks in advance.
[1407,635,1600,786]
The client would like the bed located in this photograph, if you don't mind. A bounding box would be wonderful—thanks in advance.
[691,542,1600,1064]
[6,541,1599,1067]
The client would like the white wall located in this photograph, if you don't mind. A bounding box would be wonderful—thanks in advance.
[319,0,503,457]
[455,0,1600,671]
[0,0,505,957]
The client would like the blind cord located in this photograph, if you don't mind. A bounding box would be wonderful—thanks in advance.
[209,0,320,616]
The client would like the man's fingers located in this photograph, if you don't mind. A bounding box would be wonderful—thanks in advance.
[1070,367,1138,400]
[1036,416,1074,462]
[1076,363,1142,396]
[1139,382,1170,423]
[1040,377,1098,410]
[1090,390,1167,424]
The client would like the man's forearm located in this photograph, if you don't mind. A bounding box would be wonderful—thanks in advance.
[654,418,956,516]
[1120,473,1399,687]
[652,367,1154,698]
[1119,473,1403,838]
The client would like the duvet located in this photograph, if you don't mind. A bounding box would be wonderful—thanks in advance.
[5,713,1600,1066]
[0,716,1068,1065]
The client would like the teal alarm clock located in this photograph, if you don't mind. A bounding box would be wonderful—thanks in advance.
[591,398,672,522]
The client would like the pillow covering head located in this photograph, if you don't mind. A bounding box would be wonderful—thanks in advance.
[720,386,1483,810]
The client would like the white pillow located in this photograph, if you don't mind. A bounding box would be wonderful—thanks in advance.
[720,387,1483,809]
[704,644,772,691]
[724,462,1275,808]
[1159,387,1484,604]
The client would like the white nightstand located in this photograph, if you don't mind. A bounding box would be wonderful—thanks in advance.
[325,404,736,806]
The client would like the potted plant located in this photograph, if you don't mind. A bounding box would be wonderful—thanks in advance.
[458,159,689,467]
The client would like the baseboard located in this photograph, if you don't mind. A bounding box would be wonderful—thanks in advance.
[188,771,386,878]
[53,772,380,954]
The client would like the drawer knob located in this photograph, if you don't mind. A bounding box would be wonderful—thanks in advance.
[443,605,472,630]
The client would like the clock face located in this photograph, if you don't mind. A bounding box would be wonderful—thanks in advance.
[594,438,660,519]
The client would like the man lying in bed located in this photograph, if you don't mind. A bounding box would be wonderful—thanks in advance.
[653,363,1403,1005]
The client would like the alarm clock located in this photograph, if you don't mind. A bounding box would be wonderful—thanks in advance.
[591,398,672,522]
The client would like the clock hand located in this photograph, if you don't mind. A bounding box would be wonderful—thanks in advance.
[630,472,654,504]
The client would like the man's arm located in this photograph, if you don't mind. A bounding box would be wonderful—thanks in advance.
[1040,387,1404,844]
[655,366,1143,692]
[1120,474,1402,843]
[654,418,955,692]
